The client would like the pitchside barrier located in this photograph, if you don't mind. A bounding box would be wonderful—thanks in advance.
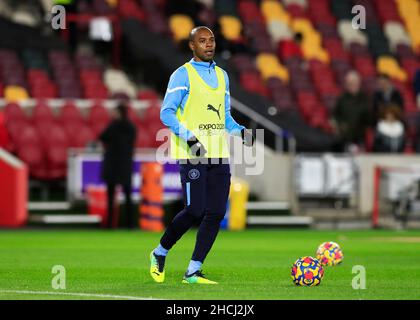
[291,154,420,228]
[68,149,249,230]
[0,148,28,227]
[372,165,420,228]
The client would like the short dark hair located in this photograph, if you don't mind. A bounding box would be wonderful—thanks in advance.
[378,73,391,81]
[189,26,213,42]
[116,103,128,119]
[381,104,402,120]
[294,32,303,43]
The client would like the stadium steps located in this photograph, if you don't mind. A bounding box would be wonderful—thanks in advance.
[246,201,312,227]
[29,214,101,225]
[300,208,361,221]
[300,208,373,230]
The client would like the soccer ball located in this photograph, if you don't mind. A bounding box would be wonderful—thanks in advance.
[316,241,344,266]
[291,256,324,286]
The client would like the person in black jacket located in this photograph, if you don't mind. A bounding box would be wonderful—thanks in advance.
[372,74,404,125]
[99,103,137,229]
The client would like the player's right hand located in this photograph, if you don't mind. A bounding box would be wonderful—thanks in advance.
[187,136,207,157]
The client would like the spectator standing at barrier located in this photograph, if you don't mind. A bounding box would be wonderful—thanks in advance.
[0,110,11,151]
[278,32,303,62]
[372,105,405,153]
[413,69,420,153]
[332,70,371,152]
[99,103,137,229]
[414,69,420,107]
[372,74,404,125]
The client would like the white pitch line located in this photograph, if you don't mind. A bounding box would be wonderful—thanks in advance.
[0,289,159,300]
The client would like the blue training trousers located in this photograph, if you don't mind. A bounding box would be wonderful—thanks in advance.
[160,159,231,263]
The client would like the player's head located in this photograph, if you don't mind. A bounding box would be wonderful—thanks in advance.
[115,103,128,120]
[294,32,303,44]
[189,26,215,62]
[377,73,392,92]
[344,70,361,95]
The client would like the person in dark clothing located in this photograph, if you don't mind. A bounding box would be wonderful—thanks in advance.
[372,105,405,153]
[99,103,137,229]
[414,69,420,94]
[372,74,404,125]
[332,70,371,151]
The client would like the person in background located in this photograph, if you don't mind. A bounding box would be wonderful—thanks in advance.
[414,69,420,107]
[99,103,137,229]
[372,105,405,153]
[332,70,371,152]
[413,69,420,152]
[372,73,404,125]
[278,32,303,61]
[0,110,11,151]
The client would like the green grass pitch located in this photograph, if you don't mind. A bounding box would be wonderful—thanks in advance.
[0,229,420,300]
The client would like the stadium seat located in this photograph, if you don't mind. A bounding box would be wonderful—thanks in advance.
[59,103,85,125]
[143,106,161,123]
[261,0,291,25]
[256,53,289,82]
[88,104,111,137]
[4,86,29,102]
[169,15,195,42]
[12,124,40,146]
[219,16,242,41]
[118,0,146,20]
[137,89,160,102]
[104,69,138,98]
[240,71,270,97]
[66,124,95,148]
[238,0,264,24]
[32,102,56,125]
[268,20,293,44]
[16,142,48,180]
[136,129,154,148]
[3,103,28,123]
[377,56,408,82]
[396,0,420,53]
[384,21,412,52]
[231,54,257,73]
[337,20,368,48]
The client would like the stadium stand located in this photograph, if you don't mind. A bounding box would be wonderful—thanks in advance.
[1,0,420,181]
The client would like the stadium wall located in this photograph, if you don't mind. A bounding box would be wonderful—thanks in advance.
[357,154,420,216]
[232,151,420,218]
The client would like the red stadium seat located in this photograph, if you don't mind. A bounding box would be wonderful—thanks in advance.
[137,89,160,101]
[135,129,154,148]
[32,102,56,124]
[66,124,95,148]
[59,102,85,125]
[4,103,28,123]
[88,104,111,136]
[16,143,48,180]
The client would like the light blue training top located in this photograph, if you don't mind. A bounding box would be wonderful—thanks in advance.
[160,58,245,141]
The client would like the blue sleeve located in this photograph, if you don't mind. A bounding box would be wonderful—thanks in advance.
[160,66,195,141]
[223,70,245,136]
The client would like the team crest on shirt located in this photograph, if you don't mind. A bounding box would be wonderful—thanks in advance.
[188,169,200,180]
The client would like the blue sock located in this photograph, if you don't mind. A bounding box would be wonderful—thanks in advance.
[187,260,202,275]
[154,244,168,257]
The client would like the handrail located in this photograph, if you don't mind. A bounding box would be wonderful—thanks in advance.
[230,96,296,153]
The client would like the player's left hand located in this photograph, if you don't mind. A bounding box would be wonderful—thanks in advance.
[241,129,255,147]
